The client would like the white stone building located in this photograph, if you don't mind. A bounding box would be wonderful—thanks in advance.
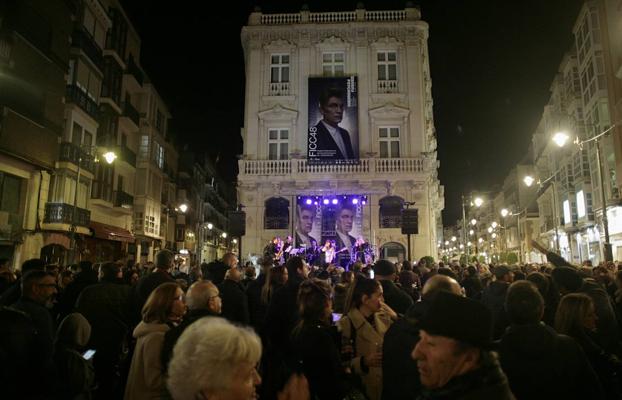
[237,5,444,262]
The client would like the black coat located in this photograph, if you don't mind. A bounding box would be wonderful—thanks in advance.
[56,270,99,320]
[161,309,219,370]
[204,261,229,285]
[312,121,355,161]
[246,273,267,333]
[132,269,174,323]
[219,279,250,325]
[379,279,413,316]
[497,322,604,400]
[265,277,303,353]
[291,321,349,400]
[481,281,510,340]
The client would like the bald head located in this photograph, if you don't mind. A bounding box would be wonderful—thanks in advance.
[422,274,462,296]
[186,281,219,312]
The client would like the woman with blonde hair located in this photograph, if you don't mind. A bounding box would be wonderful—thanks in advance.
[124,282,186,399]
[260,265,288,306]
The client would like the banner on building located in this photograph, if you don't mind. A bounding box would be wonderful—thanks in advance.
[307,76,359,165]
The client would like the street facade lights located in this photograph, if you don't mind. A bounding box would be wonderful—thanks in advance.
[462,195,484,263]
[554,125,616,262]
[69,146,116,264]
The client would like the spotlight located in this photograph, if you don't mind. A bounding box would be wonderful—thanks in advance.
[352,198,359,204]
[361,200,366,205]
[332,199,338,205]
[314,201,318,205]
[305,199,312,205]
[323,199,329,205]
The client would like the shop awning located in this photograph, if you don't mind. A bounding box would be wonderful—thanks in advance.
[90,222,135,243]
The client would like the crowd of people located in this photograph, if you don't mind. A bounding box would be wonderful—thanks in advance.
[1,247,622,399]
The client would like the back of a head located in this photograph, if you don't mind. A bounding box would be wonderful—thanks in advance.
[373,259,396,278]
[551,266,583,292]
[99,262,121,282]
[493,265,511,280]
[297,279,332,323]
[20,259,45,275]
[422,274,461,297]
[186,281,217,311]
[344,274,379,312]
[402,260,412,271]
[505,281,544,325]
[467,265,477,276]
[555,293,593,335]
[142,282,179,323]
[156,249,174,270]
[526,272,549,297]
[285,256,304,279]
[55,312,91,349]
[437,267,458,281]
[79,260,93,272]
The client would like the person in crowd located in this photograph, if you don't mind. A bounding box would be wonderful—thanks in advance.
[167,317,310,400]
[461,265,483,300]
[614,270,622,332]
[525,271,559,327]
[246,256,273,333]
[498,281,603,399]
[123,267,140,286]
[261,265,288,307]
[291,279,349,399]
[241,264,257,290]
[382,274,462,400]
[373,259,413,315]
[398,260,421,302]
[333,270,354,314]
[552,266,621,355]
[593,265,617,298]
[219,265,250,325]
[76,262,132,398]
[339,275,396,400]
[124,282,186,400]
[204,252,238,285]
[481,264,513,339]
[0,258,13,295]
[57,261,99,320]
[161,280,221,371]
[0,258,45,306]
[54,312,97,399]
[132,249,176,324]
[556,293,620,398]
[412,290,514,399]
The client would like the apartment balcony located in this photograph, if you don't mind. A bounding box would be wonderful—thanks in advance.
[71,29,104,71]
[118,144,136,168]
[122,101,140,127]
[238,157,431,181]
[44,203,90,227]
[58,142,95,174]
[114,190,134,208]
[377,80,399,94]
[539,216,558,234]
[125,55,143,86]
[269,82,290,96]
[66,85,100,121]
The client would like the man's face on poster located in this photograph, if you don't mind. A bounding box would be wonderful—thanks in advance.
[320,96,345,127]
[336,208,354,234]
[298,209,314,234]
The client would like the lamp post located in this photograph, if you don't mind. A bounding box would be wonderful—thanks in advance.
[553,126,615,262]
[461,195,483,264]
[69,147,117,265]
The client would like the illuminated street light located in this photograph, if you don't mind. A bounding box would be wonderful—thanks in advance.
[473,197,484,207]
[178,203,188,213]
[221,232,227,238]
[445,241,449,246]
[487,227,493,233]
[492,232,497,239]
[552,131,570,147]
[451,236,457,242]
[478,238,484,243]
[207,223,213,230]
[523,175,535,187]
[103,151,117,164]
[500,208,509,217]
[470,219,477,226]
[232,239,238,244]
[469,229,474,235]
[491,222,498,229]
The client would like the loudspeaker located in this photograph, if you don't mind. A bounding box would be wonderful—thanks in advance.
[228,210,246,237]
[401,209,419,234]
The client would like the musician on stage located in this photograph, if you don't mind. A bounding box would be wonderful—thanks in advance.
[264,237,281,261]
[321,239,337,264]
[295,204,318,249]
[282,235,294,262]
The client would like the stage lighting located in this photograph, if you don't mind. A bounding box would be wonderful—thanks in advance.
[323,199,329,205]
[361,200,367,205]
[332,199,338,205]
[305,199,312,205]
[352,198,359,204]
[314,201,318,205]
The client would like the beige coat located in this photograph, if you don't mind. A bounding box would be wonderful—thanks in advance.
[124,321,170,400]
[338,308,392,400]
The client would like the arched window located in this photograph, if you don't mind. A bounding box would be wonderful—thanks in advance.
[379,196,404,228]
[264,197,290,230]
[380,242,406,262]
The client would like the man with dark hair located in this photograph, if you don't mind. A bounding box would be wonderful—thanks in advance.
[76,262,132,398]
[219,265,249,325]
[56,260,98,320]
[246,256,273,333]
[311,86,355,161]
[295,204,318,248]
[132,249,175,322]
[204,252,238,285]
[0,258,45,306]
[373,259,413,315]
[481,264,513,339]
[411,291,514,399]
[498,281,604,399]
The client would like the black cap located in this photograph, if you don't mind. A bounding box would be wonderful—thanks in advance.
[419,291,493,349]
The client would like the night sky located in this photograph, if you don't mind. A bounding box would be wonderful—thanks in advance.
[121,0,584,225]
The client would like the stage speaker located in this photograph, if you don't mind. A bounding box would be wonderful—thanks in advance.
[228,210,246,237]
[401,209,419,235]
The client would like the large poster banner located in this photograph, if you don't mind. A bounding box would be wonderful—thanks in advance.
[308,76,359,165]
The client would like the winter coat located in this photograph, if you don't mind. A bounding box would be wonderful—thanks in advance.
[160,309,218,370]
[338,307,392,400]
[219,279,250,325]
[497,322,604,399]
[132,270,175,324]
[246,272,267,333]
[378,279,413,315]
[124,321,170,400]
[480,280,510,339]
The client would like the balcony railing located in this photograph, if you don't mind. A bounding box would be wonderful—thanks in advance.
[114,190,134,208]
[66,85,100,120]
[239,157,427,177]
[122,101,140,126]
[269,82,290,96]
[126,55,144,86]
[71,29,104,70]
[377,80,399,93]
[118,145,136,167]
[44,203,90,227]
[58,142,95,173]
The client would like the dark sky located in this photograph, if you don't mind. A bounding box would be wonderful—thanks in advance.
[122,0,584,224]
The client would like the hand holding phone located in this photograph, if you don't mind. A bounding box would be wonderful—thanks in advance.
[82,349,96,360]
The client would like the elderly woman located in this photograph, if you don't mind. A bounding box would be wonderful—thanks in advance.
[124,282,186,400]
[167,317,309,400]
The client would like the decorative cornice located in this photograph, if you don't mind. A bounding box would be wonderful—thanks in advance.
[257,104,298,122]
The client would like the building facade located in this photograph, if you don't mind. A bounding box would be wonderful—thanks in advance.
[238,6,444,263]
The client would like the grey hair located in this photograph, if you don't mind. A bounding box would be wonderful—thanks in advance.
[185,280,217,311]
[167,317,262,400]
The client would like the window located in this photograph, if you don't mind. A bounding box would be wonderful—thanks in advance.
[271,54,290,83]
[563,199,571,225]
[577,190,586,218]
[153,141,164,169]
[155,110,164,133]
[139,135,149,159]
[379,127,400,158]
[322,52,345,76]
[379,196,404,228]
[268,129,289,160]
[377,51,397,81]
[264,197,289,229]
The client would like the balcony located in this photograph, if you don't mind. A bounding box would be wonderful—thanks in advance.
[122,101,140,127]
[126,55,143,86]
[71,29,104,71]
[44,203,90,227]
[66,85,100,121]
[114,190,134,208]
[58,142,95,174]
[269,82,290,96]
[118,145,136,167]
[238,157,429,179]
[377,80,399,94]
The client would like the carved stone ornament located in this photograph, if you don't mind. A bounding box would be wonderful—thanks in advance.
[257,104,298,123]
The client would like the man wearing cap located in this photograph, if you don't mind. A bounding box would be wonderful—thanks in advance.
[481,264,513,339]
[373,259,413,315]
[412,291,515,399]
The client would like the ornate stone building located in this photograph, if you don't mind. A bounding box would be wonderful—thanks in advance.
[238,5,444,262]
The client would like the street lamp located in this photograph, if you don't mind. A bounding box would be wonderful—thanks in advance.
[554,125,616,261]
[178,203,188,213]
[462,195,484,263]
[473,197,484,207]
[523,176,535,187]
[69,146,116,264]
